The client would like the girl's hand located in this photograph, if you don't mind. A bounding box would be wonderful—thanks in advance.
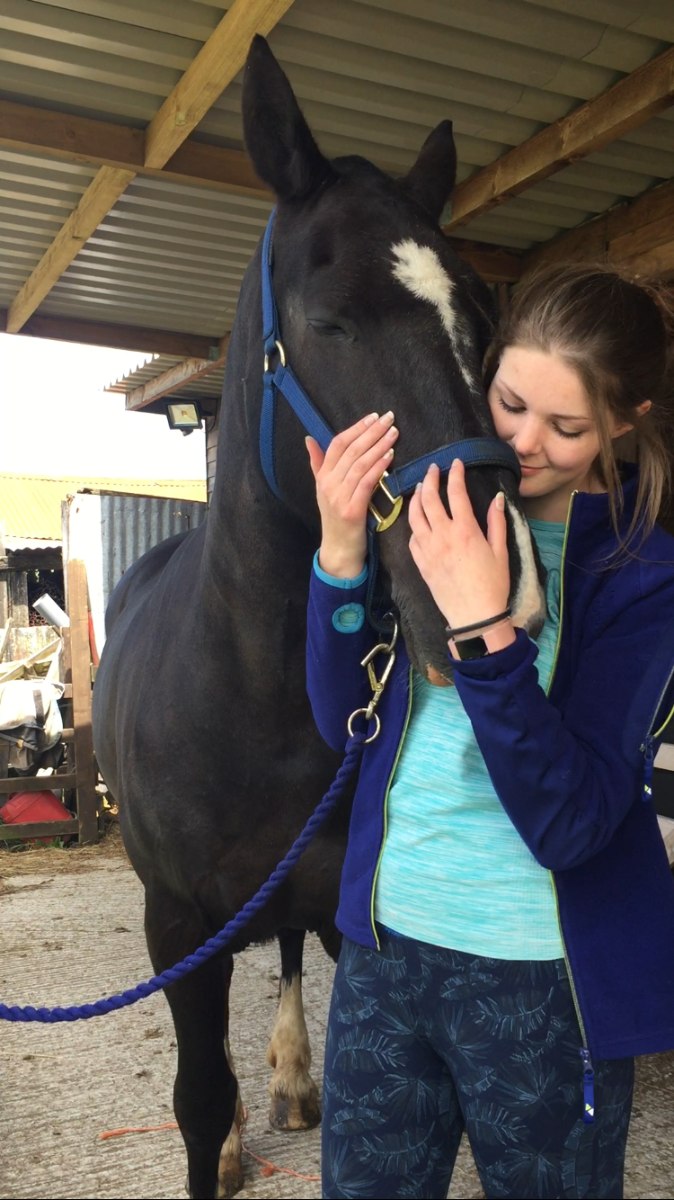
[306,411,399,578]
[408,459,515,652]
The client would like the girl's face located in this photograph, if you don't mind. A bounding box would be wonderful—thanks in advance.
[488,345,629,521]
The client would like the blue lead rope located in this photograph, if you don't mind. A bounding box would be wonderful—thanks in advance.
[0,735,366,1023]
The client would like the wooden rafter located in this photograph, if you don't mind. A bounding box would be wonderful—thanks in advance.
[4,0,296,334]
[445,46,674,233]
[124,337,230,412]
[0,311,220,357]
[145,0,296,169]
[0,100,267,197]
[450,240,522,284]
[520,178,674,279]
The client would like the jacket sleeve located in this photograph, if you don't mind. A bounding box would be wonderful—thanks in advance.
[452,578,674,871]
[306,561,376,752]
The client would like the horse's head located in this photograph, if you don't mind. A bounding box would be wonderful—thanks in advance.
[241,36,545,683]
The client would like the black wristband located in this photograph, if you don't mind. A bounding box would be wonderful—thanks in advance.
[445,607,512,640]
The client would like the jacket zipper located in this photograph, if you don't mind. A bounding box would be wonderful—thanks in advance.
[545,492,595,1122]
[370,663,414,949]
[640,664,674,802]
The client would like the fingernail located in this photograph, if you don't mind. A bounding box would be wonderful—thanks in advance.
[496,491,505,511]
[364,412,378,425]
[380,410,395,423]
[452,457,461,467]
[385,448,394,459]
[415,482,422,492]
[430,463,438,471]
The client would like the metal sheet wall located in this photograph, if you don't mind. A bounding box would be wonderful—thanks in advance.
[98,492,206,603]
[63,489,207,651]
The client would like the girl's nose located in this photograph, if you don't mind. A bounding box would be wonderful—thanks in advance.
[511,417,542,459]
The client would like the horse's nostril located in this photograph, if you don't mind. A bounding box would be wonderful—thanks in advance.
[426,664,451,688]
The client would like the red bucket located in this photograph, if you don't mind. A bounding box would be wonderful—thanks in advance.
[0,791,75,845]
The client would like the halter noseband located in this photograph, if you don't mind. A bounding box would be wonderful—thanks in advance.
[259,209,520,533]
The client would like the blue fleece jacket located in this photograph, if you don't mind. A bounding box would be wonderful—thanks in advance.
[306,469,674,1061]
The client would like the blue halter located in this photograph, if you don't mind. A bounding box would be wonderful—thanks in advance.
[260,209,520,532]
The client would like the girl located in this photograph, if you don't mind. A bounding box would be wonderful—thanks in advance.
[305,266,674,1200]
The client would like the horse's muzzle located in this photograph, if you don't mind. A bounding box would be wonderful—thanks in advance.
[426,664,452,688]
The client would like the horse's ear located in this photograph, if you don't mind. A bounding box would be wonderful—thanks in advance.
[400,121,457,224]
[243,35,334,202]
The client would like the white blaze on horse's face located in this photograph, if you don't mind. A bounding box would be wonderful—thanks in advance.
[390,239,474,390]
[506,500,546,632]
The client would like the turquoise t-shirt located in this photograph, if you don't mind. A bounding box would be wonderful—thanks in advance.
[374,518,567,960]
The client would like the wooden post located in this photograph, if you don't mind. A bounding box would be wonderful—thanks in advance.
[9,571,29,627]
[67,559,98,844]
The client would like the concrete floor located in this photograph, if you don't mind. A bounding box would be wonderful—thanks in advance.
[0,839,672,1200]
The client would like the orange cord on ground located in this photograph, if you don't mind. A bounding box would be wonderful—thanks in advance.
[99,1122,178,1139]
[98,1113,320,1183]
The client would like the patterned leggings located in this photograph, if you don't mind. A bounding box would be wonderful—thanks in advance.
[322,931,633,1199]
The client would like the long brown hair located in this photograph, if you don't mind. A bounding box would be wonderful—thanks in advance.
[485,265,674,548]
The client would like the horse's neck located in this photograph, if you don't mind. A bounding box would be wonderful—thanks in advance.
[200,302,316,636]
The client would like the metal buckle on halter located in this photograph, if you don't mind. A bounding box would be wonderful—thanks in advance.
[263,339,287,373]
[368,472,403,533]
[347,618,399,743]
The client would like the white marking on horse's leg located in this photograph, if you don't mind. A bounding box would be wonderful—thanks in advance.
[267,973,321,1130]
[217,1038,244,1200]
[507,500,546,635]
[391,239,474,389]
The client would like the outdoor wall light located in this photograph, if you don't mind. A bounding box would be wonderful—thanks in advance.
[166,401,202,436]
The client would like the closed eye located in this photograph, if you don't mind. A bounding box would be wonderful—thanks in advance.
[497,396,584,439]
[306,318,350,339]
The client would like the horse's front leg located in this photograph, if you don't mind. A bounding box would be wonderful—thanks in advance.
[267,927,321,1130]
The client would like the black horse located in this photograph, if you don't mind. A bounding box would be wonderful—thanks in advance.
[92,36,545,1200]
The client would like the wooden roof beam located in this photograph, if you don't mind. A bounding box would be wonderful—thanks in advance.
[445,46,674,233]
[0,100,267,198]
[520,178,674,280]
[144,1,296,169]
[124,337,230,412]
[449,239,522,284]
[4,0,296,334]
[0,311,219,357]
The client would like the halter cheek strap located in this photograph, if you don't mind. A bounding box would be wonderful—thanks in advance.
[259,208,521,523]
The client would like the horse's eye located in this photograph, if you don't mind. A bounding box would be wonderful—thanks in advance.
[306,318,348,339]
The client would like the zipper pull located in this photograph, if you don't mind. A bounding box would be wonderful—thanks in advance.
[642,736,655,802]
[580,1048,595,1124]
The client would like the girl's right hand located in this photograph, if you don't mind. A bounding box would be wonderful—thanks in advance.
[306,411,398,578]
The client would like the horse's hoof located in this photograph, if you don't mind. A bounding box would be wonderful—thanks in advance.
[269,1089,321,1131]
[217,1164,245,1199]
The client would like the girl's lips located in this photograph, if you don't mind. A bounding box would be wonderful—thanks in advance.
[520,464,546,475]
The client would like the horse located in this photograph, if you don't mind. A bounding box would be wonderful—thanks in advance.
[92,35,545,1200]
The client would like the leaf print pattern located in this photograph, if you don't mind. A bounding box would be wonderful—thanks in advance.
[475,989,555,1039]
[322,933,633,1199]
[335,1029,407,1074]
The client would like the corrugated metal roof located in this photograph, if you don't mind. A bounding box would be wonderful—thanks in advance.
[106,352,226,401]
[0,0,672,331]
[0,472,207,542]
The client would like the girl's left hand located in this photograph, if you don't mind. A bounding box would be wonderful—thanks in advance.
[408,459,511,634]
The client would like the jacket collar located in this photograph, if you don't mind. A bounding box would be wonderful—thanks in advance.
[565,462,641,567]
